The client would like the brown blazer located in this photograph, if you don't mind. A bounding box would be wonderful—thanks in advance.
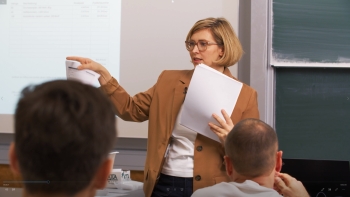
[100,67,259,197]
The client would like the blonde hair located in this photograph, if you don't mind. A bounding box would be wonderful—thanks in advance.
[186,17,243,67]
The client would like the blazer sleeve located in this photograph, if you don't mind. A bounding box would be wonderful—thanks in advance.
[241,89,260,119]
[99,71,165,122]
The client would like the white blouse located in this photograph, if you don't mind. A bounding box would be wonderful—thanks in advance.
[161,105,197,177]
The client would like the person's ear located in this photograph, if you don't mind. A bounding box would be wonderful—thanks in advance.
[92,158,113,189]
[219,50,224,58]
[9,142,21,176]
[224,155,233,176]
[275,151,283,172]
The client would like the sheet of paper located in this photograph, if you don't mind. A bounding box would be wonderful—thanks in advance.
[66,60,100,86]
[179,64,243,142]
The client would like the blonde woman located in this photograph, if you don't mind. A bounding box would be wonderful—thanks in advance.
[67,17,259,197]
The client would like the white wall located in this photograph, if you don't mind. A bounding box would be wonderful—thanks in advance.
[118,0,240,138]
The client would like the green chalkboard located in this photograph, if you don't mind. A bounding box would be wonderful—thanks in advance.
[275,67,350,161]
[273,0,350,63]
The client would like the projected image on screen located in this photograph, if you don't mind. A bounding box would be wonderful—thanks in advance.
[0,0,121,114]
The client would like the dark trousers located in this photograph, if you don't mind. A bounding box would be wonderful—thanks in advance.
[151,173,193,197]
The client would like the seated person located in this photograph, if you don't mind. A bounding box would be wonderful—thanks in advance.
[191,118,309,197]
[8,80,117,197]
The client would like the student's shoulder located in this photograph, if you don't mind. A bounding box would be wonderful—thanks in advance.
[191,182,237,197]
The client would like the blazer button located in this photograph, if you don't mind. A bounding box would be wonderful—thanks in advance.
[195,175,201,181]
[196,146,203,152]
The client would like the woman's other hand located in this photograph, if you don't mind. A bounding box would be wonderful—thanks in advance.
[209,109,234,146]
[66,56,112,85]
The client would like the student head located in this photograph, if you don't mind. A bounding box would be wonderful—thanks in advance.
[224,118,283,186]
[9,80,117,196]
[185,17,243,69]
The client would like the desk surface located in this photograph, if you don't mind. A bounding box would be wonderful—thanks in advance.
[0,187,145,197]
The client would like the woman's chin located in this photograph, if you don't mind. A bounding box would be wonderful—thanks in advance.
[192,62,202,67]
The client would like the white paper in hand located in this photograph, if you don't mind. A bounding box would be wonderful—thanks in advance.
[179,64,243,142]
[65,60,100,86]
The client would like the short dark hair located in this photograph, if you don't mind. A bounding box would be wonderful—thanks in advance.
[14,80,117,195]
[225,118,278,178]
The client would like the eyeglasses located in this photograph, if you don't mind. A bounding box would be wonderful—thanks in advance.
[185,40,221,52]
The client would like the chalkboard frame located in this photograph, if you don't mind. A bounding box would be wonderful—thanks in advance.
[270,0,350,162]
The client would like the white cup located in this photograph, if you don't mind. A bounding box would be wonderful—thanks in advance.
[108,151,119,171]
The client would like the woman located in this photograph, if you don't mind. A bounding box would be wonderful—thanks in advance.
[67,17,259,197]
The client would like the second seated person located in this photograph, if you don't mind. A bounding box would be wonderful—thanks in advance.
[67,17,259,197]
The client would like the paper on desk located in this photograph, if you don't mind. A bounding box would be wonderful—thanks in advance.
[179,64,243,142]
[66,60,100,85]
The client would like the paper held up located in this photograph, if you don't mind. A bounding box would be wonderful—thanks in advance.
[65,60,100,86]
[179,64,243,142]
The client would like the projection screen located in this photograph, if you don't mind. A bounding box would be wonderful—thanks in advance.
[0,0,239,138]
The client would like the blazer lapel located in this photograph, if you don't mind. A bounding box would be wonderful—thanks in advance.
[168,70,194,136]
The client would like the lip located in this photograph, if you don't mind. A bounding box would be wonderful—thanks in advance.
[192,57,202,63]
